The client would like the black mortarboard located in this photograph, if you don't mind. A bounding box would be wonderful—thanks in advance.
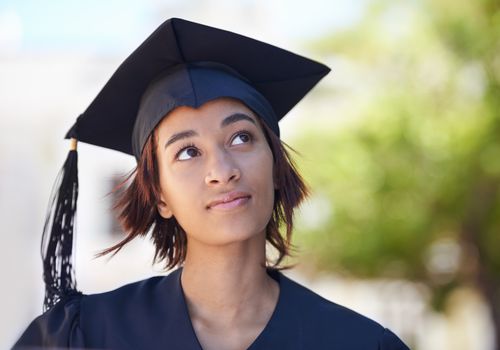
[42,18,330,310]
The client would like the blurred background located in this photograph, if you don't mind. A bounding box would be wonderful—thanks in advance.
[1,0,499,349]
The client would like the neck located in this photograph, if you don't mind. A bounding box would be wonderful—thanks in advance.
[180,233,279,327]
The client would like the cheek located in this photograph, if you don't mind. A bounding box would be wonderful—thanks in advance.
[253,147,274,183]
[160,169,200,212]
[241,148,275,202]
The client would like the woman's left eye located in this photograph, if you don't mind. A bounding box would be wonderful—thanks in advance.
[231,131,253,145]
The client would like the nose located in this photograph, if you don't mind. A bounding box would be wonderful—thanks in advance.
[205,149,241,186]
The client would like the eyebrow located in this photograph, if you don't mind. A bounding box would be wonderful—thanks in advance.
[164,113,257,149]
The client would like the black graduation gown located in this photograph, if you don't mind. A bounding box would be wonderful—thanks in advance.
[14,267,410,349]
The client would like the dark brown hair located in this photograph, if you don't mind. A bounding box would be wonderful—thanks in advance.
[99,117,309,270]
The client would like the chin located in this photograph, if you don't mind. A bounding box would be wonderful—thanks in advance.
[192,225,266,247]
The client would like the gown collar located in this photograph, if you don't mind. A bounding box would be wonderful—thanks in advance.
[158,266,301,350]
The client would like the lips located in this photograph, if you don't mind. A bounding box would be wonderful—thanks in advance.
[207,191,251,209]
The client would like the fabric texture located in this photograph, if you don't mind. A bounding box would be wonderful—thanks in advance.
[132,62,279,159]
[14,267,410,350]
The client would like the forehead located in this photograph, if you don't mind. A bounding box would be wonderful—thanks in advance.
[156,97,259,132]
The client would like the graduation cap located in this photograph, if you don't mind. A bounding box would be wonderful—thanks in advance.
[42,18,330,310]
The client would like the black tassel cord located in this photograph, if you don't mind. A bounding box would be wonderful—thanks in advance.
[41,143,79,311]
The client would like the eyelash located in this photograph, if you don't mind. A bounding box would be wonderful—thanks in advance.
[174,129,255,161]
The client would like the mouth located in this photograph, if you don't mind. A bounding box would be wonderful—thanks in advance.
[207,192,252,211]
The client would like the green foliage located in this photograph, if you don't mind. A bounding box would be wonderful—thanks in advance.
[293,0,500,316]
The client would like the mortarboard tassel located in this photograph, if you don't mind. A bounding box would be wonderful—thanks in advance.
[41,138,79,311]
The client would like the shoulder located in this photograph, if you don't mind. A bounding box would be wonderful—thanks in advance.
[14,273,175,349]
[279,272,382,331]
[78,273,174,333]
[77,266,186,312]
[277,271,410,349]
[13,292,84,348]
[77,270,185,347]
[81,274,166,310]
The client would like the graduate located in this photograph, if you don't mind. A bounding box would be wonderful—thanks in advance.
[14,18,410,350]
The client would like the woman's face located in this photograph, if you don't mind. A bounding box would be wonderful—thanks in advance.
[155,97,276,246]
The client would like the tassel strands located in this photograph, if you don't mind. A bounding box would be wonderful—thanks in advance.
[41,138,79,311]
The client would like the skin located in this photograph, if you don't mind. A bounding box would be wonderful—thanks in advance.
[155,97,280,350]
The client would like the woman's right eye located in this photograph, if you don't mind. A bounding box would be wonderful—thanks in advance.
[176,145,200,161]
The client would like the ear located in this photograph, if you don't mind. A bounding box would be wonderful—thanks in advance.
[157,195,173,219]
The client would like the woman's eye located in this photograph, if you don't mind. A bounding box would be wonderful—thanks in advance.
[231,132,252,145]
[175,132,252,161]
[176,146,199,161]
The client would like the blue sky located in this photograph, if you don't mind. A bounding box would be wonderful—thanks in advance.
[0,0,368,53]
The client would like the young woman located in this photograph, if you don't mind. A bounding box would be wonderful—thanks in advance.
[14,18,410,350]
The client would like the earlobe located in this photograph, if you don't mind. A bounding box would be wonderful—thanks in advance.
[157,199,173,219]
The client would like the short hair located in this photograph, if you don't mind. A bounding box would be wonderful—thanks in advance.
[99,115,309,270]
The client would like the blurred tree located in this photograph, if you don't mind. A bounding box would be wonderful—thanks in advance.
[294,0,500,347]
